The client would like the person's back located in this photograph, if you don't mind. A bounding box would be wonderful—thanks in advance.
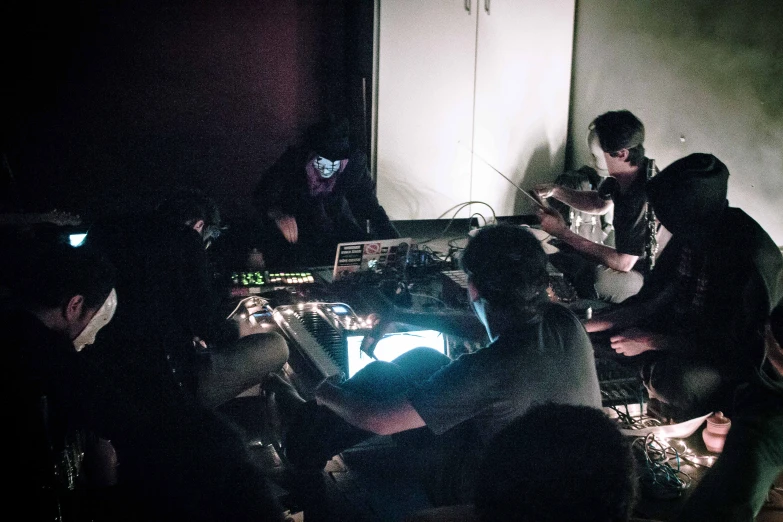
[474,403,638,522]
[84,210,216,409]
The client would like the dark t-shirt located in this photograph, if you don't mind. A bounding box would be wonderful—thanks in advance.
[409,302,602,447]
[597,164,649,259]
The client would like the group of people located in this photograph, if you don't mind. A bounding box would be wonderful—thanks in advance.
[3,110,782,522]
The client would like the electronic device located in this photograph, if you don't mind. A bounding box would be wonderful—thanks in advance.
[68,232,88,247]
[272,301,447,382]
[332,237,413,282]
[596,357,647,408]
[273,302,373,379]
[345,329,446,378]
[440,269,470,309]
[227,270,320,297]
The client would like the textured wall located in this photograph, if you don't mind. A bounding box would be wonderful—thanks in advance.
[569,0,783,245]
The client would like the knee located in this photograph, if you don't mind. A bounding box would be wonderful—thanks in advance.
[593,267,643,303]
[242,331,289,371]
[645,357,723,413]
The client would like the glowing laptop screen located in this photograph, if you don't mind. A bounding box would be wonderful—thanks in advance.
[345,329,447,378]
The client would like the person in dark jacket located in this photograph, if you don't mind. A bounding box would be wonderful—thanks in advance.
[586,153,783,419]
[253,115,399,267]
[674,304,783,522]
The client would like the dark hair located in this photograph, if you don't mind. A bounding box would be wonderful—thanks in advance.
[590,110,645,167]
[9,241,116,310]
[475,403,638,522]
[304,114,350,160]
[460,224,549,316]
[155,187,222,238]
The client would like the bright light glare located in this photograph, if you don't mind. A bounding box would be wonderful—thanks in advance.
[69,233,88,247]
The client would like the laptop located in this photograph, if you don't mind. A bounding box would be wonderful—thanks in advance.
[332,237,413,282]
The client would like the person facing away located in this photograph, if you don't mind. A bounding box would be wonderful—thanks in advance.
[473,403,639,522]
[404,404,639,522]
[267,224,602,508]
[534,110,659,303]
[585,153,783,420]
[252,114,399,267]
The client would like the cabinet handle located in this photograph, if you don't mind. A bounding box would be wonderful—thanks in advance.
[484,0,490,15]
[465,0,471,14]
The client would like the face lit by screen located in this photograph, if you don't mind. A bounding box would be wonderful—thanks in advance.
[313,156,343,178]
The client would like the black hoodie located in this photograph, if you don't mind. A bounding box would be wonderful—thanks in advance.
[630,153,783,373]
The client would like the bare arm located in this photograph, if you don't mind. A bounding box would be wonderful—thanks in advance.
[534,184,612,214]
[556,227,639,272]
[585,281,679,333]
[536,206,638,272]
[315,380,426,436]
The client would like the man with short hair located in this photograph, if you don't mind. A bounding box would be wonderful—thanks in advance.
[534,110,658,303]
[4,240,122,519]
[586,153,783,419]
[4,239,287,521]
[268,224,601,508]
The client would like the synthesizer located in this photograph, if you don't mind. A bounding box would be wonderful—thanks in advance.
[227,269,320,297]
[273,302,372,381]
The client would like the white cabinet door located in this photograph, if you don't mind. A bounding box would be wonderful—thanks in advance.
[375,0,574,220]
[471,0,575,217]
[376,1,478,220]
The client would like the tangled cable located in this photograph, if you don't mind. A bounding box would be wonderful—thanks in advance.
[632,433,692,499]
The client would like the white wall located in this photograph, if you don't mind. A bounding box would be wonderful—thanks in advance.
[569,0,783,246]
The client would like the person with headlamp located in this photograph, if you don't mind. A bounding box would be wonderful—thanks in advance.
[253,114,399,267]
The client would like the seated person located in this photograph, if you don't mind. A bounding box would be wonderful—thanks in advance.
[405,403,638,522]
[84,187,288,410]
[674,304,783,522]
[5,240,120,520]
[586,153,783,420]
[252,114,399,267]
[267,224,602,508]
[475,403,638,522]
[3,240,286,521]
[534,110,658,303]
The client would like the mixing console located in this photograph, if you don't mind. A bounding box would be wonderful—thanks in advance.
[228,270,319,296]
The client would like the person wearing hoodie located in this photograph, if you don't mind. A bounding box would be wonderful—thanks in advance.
[252,115,399,267]
[585,153,783,419]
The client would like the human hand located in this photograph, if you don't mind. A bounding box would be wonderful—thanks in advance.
[532,183,557,200]
[610,328,659,356]
[535,205,568,236]
[275,215,298,243]
[359,312,408,358]
[359,313,388,358]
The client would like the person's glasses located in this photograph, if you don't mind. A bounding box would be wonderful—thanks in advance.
[313,156,343,178]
